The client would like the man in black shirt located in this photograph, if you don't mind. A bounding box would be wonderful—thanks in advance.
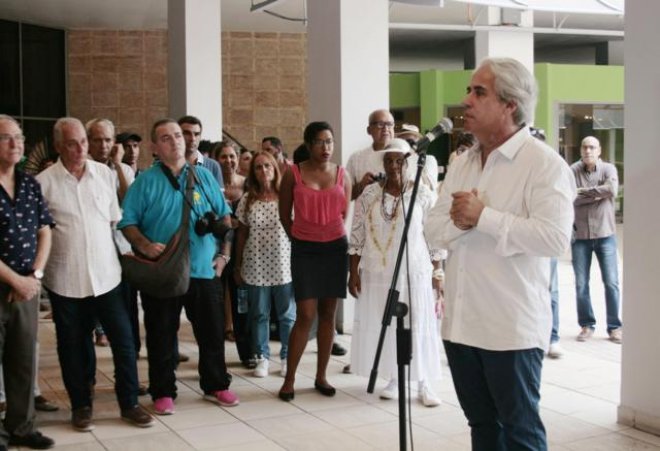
[0,114,55,450]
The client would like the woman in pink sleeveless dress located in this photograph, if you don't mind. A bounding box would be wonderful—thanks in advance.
[278,121,351,401]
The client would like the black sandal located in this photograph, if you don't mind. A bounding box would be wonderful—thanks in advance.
[314,381,336,397]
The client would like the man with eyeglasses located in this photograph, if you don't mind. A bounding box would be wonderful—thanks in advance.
[346,109,395,200]
[0,114,56,450]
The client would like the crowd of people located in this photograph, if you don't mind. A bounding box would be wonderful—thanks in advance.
[0,57,623,451]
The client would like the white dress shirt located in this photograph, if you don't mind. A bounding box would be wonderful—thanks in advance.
[425,127,576,351]
[36,160,122,298]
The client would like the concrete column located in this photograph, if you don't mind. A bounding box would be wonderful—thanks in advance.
[168,0,223,140]
[306,0,390,166]
[474,8,534,73]
[619,0,660,436]
[306,0,390,332]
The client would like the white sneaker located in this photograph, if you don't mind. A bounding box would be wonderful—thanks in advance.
[280,360,287,377]
[380,379,398,400]
[254,357,269,378]
[418,384,441,407]
[547,342,564,359]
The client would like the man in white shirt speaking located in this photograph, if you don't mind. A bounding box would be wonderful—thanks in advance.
[425,58,575,451]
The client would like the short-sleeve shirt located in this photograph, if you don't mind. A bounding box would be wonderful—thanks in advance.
[0,170,54,275]
[236,196,291,286]
[119,162,231,280]
[36,160,123,298]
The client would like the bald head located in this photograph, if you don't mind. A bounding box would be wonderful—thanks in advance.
[580,136,601,170]
[367,109,394,150]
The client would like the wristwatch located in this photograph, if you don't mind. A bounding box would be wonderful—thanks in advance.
[218,254,230,263]
[32,269,44,280]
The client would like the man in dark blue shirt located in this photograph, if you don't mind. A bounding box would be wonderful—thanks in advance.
[0,114,55,450]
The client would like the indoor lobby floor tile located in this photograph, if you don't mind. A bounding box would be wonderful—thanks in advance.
[28,235,659,450]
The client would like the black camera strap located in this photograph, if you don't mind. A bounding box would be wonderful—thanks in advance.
[160,163,197,226]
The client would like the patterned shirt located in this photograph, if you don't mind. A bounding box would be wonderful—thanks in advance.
[0,170,54,275]
[236,196,291,286]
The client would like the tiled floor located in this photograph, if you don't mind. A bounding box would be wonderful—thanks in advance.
[30,238,660,450]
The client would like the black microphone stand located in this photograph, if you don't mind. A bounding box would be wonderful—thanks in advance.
[367,150,427,451]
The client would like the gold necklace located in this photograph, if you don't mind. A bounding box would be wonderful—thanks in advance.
[368,196,399,267]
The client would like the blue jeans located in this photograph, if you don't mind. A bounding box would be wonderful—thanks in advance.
[443,341,547,451]
[550,258,559,344]
[49,284,139,411]
[247,283,296,360]
[571,235,622,331]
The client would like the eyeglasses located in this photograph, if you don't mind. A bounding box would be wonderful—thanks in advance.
[312,138,334,146]
[369,121,395,129]
[0,133,26,143]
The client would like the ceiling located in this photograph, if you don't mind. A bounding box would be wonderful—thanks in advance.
[0,0,624,51]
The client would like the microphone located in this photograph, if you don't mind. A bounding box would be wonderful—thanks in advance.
[415,117,453,153]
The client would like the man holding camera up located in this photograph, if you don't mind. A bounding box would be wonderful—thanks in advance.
[119,118,238,415]
[346,109,395,200]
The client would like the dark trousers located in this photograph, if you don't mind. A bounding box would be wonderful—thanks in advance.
[443,341,547,451]
[120,280,141,355]
[0,285,38,444]
[49,284,139,411]
[141,278,230,400]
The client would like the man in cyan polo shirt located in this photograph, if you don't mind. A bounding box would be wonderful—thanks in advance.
[119,118,237,415]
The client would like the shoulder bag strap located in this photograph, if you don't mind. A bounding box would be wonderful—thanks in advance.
[182,165,196,231]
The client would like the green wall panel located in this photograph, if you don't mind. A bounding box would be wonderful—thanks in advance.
[389,64,624,148]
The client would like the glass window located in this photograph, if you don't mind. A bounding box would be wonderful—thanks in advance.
[0,20,20,115]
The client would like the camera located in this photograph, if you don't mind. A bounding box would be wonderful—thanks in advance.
[194,212,230,239]
[373,172,386,182]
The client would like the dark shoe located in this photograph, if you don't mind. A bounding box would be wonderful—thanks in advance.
[71,406,94,432]
[35,395,59,412]
[121,405,155,428]
[178,353,190,363]
[8,431,54,449]
[138,384,149,396]
[242,358,257,369]
[331,342,347,356]
[278,390,295,402]
[314,381,336,397]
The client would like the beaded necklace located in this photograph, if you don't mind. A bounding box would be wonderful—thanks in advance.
[368,182,405,267]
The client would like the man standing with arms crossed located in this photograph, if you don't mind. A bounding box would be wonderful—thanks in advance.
[425,58,575,450]
[571,136,623,343]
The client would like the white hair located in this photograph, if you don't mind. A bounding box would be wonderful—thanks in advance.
[480,58,538,126]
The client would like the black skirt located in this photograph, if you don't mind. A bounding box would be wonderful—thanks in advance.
[291,236,348,301]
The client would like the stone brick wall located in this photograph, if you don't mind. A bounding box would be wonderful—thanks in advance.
[67,30,168,166]
[221,31,308,153]
[67,29,307,165]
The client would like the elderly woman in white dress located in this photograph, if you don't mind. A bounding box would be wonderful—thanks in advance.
[348,138,443,407]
